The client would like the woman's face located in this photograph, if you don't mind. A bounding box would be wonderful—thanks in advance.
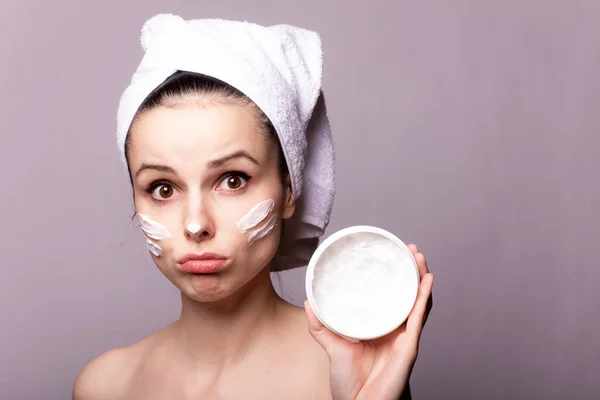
[127,100,294,303]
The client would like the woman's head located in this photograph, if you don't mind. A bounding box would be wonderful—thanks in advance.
[125,71,295,302]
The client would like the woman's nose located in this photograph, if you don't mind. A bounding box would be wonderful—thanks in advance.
[184,195,215,241]
[185,222,213,240]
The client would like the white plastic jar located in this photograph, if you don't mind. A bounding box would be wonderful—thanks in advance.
[305,226,419,342]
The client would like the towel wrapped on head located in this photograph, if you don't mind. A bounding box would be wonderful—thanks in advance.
[116,14,335,271]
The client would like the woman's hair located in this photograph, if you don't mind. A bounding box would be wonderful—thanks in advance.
[124,71,289,187]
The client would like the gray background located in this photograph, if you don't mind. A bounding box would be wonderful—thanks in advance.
[1,0,598,399]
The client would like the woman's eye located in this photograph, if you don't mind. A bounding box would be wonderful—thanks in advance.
[151,184,176,200]
[219,174,249,191]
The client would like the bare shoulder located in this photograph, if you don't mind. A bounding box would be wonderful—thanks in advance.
[72,346,132,400]
[72,332,161,400]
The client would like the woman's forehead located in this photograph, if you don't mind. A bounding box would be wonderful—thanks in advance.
[129,103,269,163]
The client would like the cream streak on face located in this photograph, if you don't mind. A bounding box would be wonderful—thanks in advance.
[237,199,278,244]
[237,199,275,233]
[137,213,171,257]
[248,214,278,245]
[186,223,201,235]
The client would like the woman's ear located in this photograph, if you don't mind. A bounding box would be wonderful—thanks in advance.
[281,175,295,220]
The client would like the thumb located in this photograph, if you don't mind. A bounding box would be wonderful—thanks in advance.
[304,301,350,357]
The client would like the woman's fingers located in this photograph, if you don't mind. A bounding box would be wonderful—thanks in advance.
[407,243,419,255]
[407,244,433,327]
[406,273,434,343]
[407,244,430,278]
[409,246,433,326]
[414,252,430,279]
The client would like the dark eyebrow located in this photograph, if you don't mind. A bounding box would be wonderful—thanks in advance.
[134,164,176,179]
[207,150,261,169]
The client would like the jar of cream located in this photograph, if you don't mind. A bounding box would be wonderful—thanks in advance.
[305,226,419,342]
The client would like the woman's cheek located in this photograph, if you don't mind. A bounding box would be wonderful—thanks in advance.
[136,212,173,258]
[234,199,279,245]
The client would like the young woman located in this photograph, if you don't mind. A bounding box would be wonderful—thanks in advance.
[74,15,433,400]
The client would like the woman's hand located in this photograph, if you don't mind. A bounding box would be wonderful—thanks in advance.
[305,244,434,400]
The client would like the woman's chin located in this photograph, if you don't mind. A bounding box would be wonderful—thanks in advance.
[180,273,232,302]
[178,267,269,305]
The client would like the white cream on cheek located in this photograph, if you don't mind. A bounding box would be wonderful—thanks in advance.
[237,199,278,244]
[137,213,171,257]
[146,239,163,256]
[248,214,278,245]
[237,199,275,232]
[137,213,171,240]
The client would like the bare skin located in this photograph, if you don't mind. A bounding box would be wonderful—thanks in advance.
[74,98,433,400]
[73,276,332,399]
[73,246,432,400]
[74,101,330,400]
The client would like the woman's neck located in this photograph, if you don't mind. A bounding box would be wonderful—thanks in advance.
[170,267,288,369]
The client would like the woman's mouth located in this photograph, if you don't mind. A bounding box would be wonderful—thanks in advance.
[177,253,228,273]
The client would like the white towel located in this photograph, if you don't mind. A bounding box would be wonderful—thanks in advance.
[116,14,335,271]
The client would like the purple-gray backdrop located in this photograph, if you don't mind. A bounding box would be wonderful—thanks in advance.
[1,1,598,399]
